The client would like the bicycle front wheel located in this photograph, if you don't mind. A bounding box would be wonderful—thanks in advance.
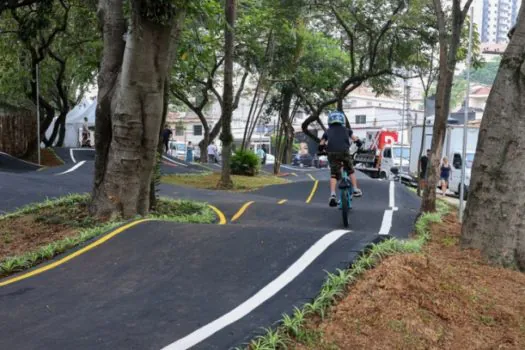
[341,188,349,228]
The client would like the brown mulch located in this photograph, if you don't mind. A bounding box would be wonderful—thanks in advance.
[40,148,64,167]
[295,214,525,350]
[0,201,101,261]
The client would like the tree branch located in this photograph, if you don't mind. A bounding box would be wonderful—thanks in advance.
[233,71,249,109]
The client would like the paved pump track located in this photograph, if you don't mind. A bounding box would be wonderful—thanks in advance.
[0,154,419,349]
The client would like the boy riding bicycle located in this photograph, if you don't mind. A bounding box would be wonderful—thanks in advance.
[319,111,363,207]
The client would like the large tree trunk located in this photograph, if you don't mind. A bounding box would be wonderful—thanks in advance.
[218,0,236,189]
[462,13,525,271]
[91,1,181,218]
[421,1,467,212]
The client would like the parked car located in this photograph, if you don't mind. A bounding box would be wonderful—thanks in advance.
[168,141,186,160]
[292,153,313,167]
[265,153,275,165]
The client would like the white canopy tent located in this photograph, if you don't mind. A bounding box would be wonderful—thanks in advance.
[45,97,96,147]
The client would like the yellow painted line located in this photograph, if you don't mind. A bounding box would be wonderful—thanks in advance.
[307,173,316,181]
[291,173,298,177]
[208,205,227,225]
[0,219,152,288]
[306,180,319,204]
[231,201,255,222]
[278,199,288,205]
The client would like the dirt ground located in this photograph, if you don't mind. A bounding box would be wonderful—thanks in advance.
[0,200,98,262]
[296,214,525,350]
[40,148,64,167]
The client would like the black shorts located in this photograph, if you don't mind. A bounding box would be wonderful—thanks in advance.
[327,152,354,180]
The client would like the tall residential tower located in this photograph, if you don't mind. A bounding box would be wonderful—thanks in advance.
[473,0,521,43]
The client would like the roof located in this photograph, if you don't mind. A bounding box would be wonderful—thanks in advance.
[471,86,491,96]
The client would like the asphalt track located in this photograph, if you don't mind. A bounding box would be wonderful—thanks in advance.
[0,149,419,349]
[0,151,41,172]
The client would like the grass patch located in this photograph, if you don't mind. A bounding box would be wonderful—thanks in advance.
[0,194,214,278]
[238,200,452,350]
[162,172,288,191]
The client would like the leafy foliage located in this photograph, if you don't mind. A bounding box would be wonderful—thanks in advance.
[230,149,260,176]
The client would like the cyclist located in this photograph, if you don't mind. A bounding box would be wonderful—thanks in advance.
[319,111,363,207]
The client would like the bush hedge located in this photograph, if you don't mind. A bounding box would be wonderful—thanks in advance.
[230,150,260,176]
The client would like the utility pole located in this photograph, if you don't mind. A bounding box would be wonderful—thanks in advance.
[400,78,407,148]
[459,6,474,222]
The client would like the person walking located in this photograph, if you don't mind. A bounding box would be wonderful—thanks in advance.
[419,149,431,191]
[440,156,452,196]
[186,141,194,162]
[161,125,172,154]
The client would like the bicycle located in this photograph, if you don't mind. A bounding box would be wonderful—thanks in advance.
[318,151,353,228]
[338,163,353,228]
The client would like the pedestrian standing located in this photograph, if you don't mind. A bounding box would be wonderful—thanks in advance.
[207,142,217,163]
[186,141,194,162]
[419,149,431,191]
[440,156,451,196]
[261,144,268,164]
[257,146,266,165]
[82,117,91,147]
[161,125,173,154]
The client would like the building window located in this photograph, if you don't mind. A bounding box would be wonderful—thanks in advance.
[355,115,367,124]
[193,125,203,136]
[175,121,184,136]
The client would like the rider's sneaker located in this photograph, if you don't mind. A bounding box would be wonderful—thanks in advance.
[353,188,363,197]
[329,194,338,207]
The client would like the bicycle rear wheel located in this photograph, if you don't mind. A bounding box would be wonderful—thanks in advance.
[341,188,349,228]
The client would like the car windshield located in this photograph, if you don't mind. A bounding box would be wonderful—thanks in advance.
[393,147,410,160]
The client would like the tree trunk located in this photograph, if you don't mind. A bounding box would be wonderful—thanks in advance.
[47,110,67,146]
[280,87,293,165]
[218,0,236,189]
[91,1,181,218]
[417,96,429,197]
[273,117,284,175]
[421,2,466,212]
[150,78,170,210]
[462,14,525,271]
[421,66,453,212]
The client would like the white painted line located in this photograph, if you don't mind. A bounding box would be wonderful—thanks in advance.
[162,229,350,350]
[213,163,221,168]
[307,173,316,181]
[69,148,94,164]
[56,161,86,175]
[379,209,393,235]
[162,155,188,167]
[379,181,398,236]
[280,165,313,172]
[389,180,395,208]
[69,149,76,163]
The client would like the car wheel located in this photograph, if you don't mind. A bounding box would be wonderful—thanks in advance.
[379,171,387,180]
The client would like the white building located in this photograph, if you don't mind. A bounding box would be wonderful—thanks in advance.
[335,84,424,144]
[472,0,521,43]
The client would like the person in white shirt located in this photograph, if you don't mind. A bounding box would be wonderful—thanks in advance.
[207,142,218,163]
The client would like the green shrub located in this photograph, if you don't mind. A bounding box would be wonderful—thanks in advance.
[230,150,260,176]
